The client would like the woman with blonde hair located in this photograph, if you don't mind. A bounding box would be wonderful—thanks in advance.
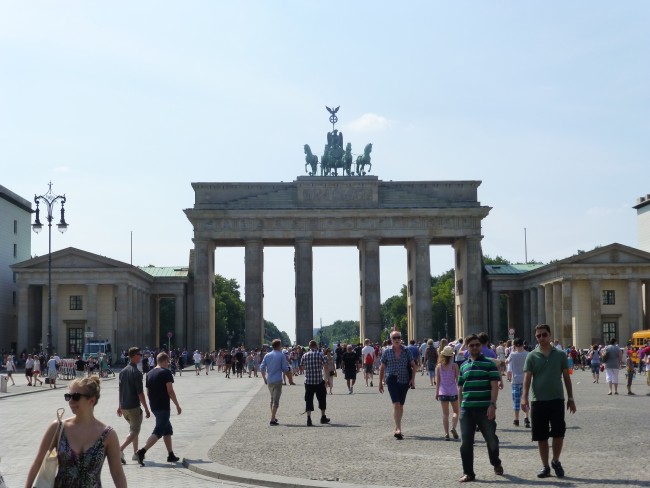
[436,345,460,441]
[26,376,127,487]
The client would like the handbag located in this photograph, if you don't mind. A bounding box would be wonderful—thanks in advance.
[33,408,65,488]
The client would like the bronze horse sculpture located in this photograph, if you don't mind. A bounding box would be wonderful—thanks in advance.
[304,144,318,176]
[355,143,372,175]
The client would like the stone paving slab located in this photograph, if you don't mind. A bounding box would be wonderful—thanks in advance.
[2,367,649,487]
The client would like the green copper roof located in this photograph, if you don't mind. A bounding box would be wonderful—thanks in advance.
[139,266,189,277]
[484,263,545,275]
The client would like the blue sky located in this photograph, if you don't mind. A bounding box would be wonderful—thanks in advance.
[2,2,649,342]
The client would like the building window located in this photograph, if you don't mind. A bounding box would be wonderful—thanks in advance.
[602,290,616,305]
[12,291,16,305]
[69,295,83,310]
[13,243,17,257]
[68,328,84,356]
[14,220,17,234]
[602,322,617,344]
[13,272,16,283]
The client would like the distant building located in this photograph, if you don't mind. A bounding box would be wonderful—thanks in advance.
[634,194,650,253]
[11,247,189,359]
[0,184,32,354]
[484,243,650,347]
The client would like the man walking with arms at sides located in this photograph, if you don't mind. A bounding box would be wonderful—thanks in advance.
[505,338,529,428]
[117,347,151,464]
[361,339,375,387]
[300,340,331,426]
[341,344,358,394]
[521,324,576,479]
[137,352,182,466]
[457,334,503,482]
[260,339,295,425]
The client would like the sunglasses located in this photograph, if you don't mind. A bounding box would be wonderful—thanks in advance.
[391,336,401,340]
[535,332,549,338]
[64,392,91,402]
[468,343,481,348]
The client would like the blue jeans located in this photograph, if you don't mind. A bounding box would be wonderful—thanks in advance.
[460,407,501,477]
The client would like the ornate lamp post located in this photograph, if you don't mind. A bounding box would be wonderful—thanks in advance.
[32,182,68,358]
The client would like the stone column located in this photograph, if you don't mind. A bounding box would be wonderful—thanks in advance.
[175,292,185,349]
[590,279,601,344]
[129,286,138,346]
[17,283,29,353]
[142,290,152,348]
[544,283,553,332]
[553,282,562,342]
[628,280,641,334]
[294,239,313,346]
[537,285,545,325]
[490,290,501,341]
[644,281,650,329]
[245,240,264,348]
[523,289,530,341]
[86,284,98,331]
[406,238,432,342]
[529,288,538,343]
[466,237,484,334]
[359,238,381,343]
[115,284,129,351]
[192,239,216,351]
[49,284,59,355]
[562,280,572,347]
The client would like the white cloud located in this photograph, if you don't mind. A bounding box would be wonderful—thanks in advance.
[346,113,392,132]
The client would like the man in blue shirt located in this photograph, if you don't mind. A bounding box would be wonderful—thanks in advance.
[260,338,295,425]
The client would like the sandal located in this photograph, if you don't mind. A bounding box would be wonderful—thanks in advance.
[394,432,404,440]
[459,474,475,483]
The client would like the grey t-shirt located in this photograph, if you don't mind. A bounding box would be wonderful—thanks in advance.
[604,345,621,369]
[507,350,528,384]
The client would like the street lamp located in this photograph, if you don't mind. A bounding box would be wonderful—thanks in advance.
[32,182,68,358]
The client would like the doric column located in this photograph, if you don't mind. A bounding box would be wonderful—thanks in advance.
[245,239,264,349]
[590,279,601,344]
[536,285,545,325]
[529,288,538,343]
[490,290,501,341]
[406,238,432,343]
[454,236,484,336]
[628,280,641,335]
[192,239,216,351]
[175,292,185,350]
[141,290,151,348]
[86,284,98,331]
[49,284,59,355]
[294,238,313,346]
[544,283,553,332]
[644,281,650,329]
[129,286,138,346]
[359,238,381,343]
[561,280,572,347]
[116,284,129,350]
[553,282,562,342]
[523,289,531,341]
[17,283,29,353]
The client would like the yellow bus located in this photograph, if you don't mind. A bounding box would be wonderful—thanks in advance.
[630,330,650,366]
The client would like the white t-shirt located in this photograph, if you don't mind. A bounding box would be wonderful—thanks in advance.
[193,352,202,364]
[361,345,374,363]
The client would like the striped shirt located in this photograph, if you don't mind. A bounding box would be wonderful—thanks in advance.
[458,355,499,408]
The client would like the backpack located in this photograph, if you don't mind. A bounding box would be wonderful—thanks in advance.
[364,352,374,365]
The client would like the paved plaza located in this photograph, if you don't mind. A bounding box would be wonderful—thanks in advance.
[1,366,649,487]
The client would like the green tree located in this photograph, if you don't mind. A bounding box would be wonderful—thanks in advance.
[318,320,360,346]
[264,320,291,346]
[158,298,175,349]
[380,286,408,340]
[214,275,245,349]
[431,269,455,340]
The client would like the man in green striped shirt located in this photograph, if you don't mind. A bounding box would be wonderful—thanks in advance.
[457,333,503,482]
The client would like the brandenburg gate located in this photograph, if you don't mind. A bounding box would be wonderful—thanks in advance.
[184,177,491,349]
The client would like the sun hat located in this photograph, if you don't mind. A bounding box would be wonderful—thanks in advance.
[441,345,455,357]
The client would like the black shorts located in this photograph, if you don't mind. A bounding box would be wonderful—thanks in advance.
[530,399,566,441]
[344,369,357,381]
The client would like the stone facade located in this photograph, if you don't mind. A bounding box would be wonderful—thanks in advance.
[485,243,650,347]
[11,248,188,359]
[0,185,32,354]
[185,177,491,349]
[634,194,650,253]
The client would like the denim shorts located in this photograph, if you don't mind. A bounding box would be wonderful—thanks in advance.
[386,376,410,405]
[152,409,173,438]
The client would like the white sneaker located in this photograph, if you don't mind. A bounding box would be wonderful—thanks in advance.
[120,450,126,465]
[132,453,139,461]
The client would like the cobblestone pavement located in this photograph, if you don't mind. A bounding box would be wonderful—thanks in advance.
[1,367,649,487]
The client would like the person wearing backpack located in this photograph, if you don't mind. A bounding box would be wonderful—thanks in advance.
[362,339,375,387]
[425,340,438,386]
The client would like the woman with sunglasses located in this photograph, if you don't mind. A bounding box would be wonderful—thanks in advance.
[378,331,417,440]
[25,376,127,488]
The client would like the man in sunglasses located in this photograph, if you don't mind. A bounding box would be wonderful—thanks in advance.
[117,347,151,464]
[521,324,576,479]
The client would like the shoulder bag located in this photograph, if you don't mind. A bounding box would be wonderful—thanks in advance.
[33,408,65,488]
